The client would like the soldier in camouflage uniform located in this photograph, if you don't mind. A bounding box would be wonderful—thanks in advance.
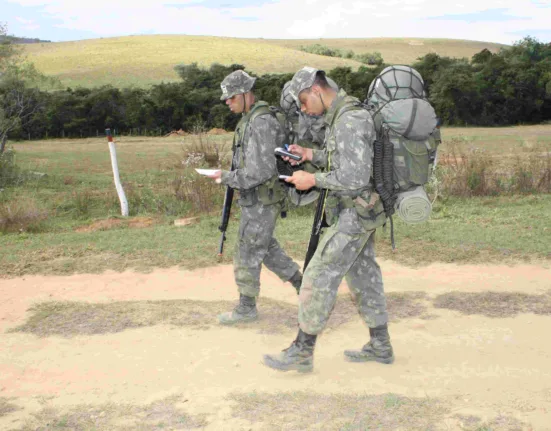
[209,70,302,325]
[279,79,337,206]
[263,67,394,372]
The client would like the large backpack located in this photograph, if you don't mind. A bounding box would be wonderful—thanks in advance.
[365,65,441,228]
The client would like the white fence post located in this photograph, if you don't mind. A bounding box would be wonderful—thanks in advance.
[106,128,129,216]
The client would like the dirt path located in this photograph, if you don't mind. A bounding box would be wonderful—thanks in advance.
[1,261,551,430]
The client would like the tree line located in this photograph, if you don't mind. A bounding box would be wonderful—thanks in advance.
[2,35,551,144]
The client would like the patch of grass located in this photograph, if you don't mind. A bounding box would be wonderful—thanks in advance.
[11,291,435,338]
[329,291,432,328]
[14,395,206,431]
[2,132,551,278]
[433,290,551,318]
[377,194,551,264]
[0,397,19,417]
[437,139,551,196]
[454,413,527,431]
[9,298,296,337]
[229,391,449,431]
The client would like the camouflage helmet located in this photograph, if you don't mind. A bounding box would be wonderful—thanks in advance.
[220,70,256,101]
[367,65,425,105]
[287,67,339,104]
[288,66,322,103]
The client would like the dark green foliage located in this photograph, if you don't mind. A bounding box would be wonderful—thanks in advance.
[3,36,551,140]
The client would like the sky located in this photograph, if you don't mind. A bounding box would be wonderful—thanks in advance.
[2,0,550,45]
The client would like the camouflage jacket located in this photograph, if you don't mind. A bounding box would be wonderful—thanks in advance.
[311,89,375,196]
[221,101,284,192]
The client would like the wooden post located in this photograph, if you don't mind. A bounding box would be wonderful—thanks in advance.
[106,128,128,216]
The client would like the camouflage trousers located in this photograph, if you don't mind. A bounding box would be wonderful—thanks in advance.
[234,201,300,297]
[299,208,388,335]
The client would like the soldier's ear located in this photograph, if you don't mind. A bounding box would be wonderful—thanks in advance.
[310,85,322,96]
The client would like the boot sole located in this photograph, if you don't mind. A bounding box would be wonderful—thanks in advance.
[262,355,313,373]
[344,354,394,364]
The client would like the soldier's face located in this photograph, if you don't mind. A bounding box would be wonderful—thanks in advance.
[226,94,245,113]
[298,87,324,116]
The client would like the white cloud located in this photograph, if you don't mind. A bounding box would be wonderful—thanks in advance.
[5,0,551,43]
[15,16,40,31]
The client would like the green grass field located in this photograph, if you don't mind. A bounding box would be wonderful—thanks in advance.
[21,35,506,88]
[1,125,550,278]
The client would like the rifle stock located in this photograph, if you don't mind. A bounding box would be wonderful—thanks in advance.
[303,188,328,271]
[218,186,234,256]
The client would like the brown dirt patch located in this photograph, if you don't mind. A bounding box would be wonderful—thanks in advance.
[0,397,19,418]
[14,395,205,431]
[229,392,449,430]
[75,216,155,233]
[207,128,227,135]
[433,290,551,318]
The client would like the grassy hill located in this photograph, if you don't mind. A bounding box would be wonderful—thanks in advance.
[22,35,507,88]
[22,35,363,88]
[256,38,507,65]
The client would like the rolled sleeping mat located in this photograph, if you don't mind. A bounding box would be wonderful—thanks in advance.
[395,186,432,224]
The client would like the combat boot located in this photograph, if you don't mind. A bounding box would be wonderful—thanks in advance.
[263,329,317,373]
[217,294,258,325]
[289,270,302,294]
[344,324,394,364]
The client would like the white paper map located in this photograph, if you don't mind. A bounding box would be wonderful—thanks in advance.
[195,168,220,176]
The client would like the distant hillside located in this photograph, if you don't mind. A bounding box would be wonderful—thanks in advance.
[22,35,363,88]
[256,38,508,65]
[21,35,507,88]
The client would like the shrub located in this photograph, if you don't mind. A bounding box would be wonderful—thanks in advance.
[0,196,49,233]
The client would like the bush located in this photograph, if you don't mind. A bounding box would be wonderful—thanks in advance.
[0,196,49,233]
[355,52,384,66]
[0,148,22,187]
[299,44,342,58]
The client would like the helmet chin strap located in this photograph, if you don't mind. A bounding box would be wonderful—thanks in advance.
[318,93,328,114]
[242,94,247,114]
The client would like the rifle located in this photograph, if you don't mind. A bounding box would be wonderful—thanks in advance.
[303,188,328,271]
[218,184,234,256]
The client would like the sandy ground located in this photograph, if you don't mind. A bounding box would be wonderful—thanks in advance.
[1,261,551,430]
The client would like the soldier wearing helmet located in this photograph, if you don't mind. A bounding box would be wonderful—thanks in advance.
[208,70,303,324]
[263,67,393,372]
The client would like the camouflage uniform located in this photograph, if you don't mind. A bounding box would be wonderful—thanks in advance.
[219,71,300,299]
[279,81,330,207]
[263,68,392,372]
[299,87,388,335]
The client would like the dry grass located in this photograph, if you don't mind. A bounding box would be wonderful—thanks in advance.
[9,298,297,337]
[454,413,527,431]
[21,36,507,88]
[10,291,432,338]
[229,391,449,430]
[437,139,551,196]
[172,133,231,214]
[0,196,49,233]
[433,291,551,318]
[22,35,362,88]
[0,397,19,418]
[257,37,507,65]
[329,291,433,328]
[15,395,206,431]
